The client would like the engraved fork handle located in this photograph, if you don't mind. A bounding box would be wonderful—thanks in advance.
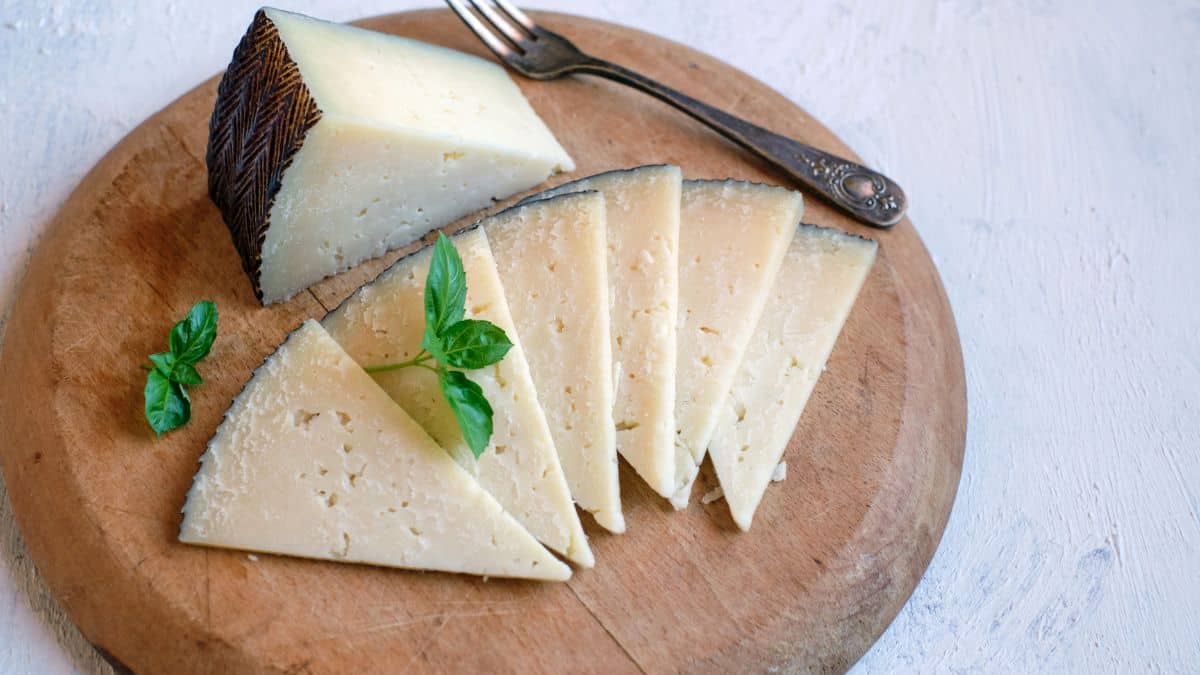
[575,58,906,228]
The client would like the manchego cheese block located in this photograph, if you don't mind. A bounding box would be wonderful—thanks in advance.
[709,225,876,530]
[179,320,570,581]
[206,8,574,303]
[486,192,623,532]
[671,180,803,508]
[530,166,682,500]
[323,228,593,567]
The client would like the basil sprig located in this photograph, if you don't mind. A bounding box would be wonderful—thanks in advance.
[365,233,512,458]
[144,301,218,435]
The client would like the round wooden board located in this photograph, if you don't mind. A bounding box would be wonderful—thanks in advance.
[0,10,964,674]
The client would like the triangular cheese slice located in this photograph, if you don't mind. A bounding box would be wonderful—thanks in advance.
[485,192,623,532]
[671,180,802,508]
[710,225,876,530]
[208,8,574,303]
[179,321,569,581]
[531,166,682,500]
[323,228,593,566]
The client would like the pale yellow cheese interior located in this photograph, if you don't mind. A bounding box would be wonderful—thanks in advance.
[533,166,682,500]
[322,228,592,566]
[256,8,574,303]
[709,226,876,530]
[671,180,802,508]
[486,192,623,532]
[268,9,572,164]
[179,320,569,581]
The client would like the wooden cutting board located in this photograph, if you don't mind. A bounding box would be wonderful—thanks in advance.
[0,10,965,674]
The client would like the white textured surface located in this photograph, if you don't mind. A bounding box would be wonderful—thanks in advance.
[0,1,1197,672]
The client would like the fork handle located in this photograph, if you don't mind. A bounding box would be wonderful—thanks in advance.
[575,58,906,228]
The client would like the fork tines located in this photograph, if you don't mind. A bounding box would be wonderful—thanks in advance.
[446,0,537,58]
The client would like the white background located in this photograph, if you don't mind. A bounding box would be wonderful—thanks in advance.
[1,0,1197,672]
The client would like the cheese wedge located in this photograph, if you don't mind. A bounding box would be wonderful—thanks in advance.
[207,8,574,303]
[671,180,803,508]
[179,321,569,581]
[485,192,622,532]
[710,225,875,530]
[531,166,682,500]
[323,228,592,566]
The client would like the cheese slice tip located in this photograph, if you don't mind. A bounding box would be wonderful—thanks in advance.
[710,226,876,530]
[531,165,682,500]
[486,192,625,533]
[323,228,593,566]
[671,180,803,509]
[179,320,569,581]
[207,8,573,303]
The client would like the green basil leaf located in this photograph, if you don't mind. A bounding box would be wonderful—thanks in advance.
[148,351,175,377]
[144,369,191,436]
[169,300,218,364]
[422,327,449,366]
[424,233,466,339]
[171,361,203,386]
[439,369,493,459]
[439,319,513,370]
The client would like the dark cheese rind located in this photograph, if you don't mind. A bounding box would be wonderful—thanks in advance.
[205,9,322,303]
[515,164,675,206]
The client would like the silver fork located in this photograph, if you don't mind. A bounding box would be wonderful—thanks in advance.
[445,0,906,228]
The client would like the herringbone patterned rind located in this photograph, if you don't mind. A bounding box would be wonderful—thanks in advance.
[206,9,323,303]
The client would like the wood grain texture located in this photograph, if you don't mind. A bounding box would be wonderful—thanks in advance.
[0,10,963,674]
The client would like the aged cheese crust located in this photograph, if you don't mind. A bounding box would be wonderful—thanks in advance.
[206,9,321,301]
[206,9,574,304]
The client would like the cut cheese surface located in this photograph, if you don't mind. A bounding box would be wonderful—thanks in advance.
[323,228,592,566]
[179,320,569,581]
[207,8,573,303]
[532,166,682,499]
[710,226,876,530]
[485,193,623,532]
[671,180,803,508]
